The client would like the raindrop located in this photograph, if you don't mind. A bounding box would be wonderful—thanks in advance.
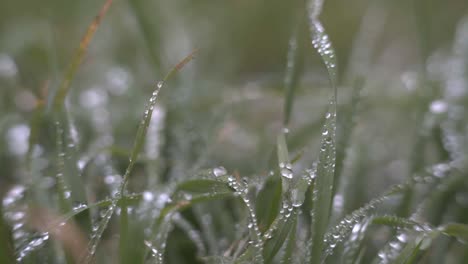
[213,166,227,177]
[72,202,87,212]
[280,163,294,179]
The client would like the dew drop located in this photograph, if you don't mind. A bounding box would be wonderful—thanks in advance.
[213,166,227,177]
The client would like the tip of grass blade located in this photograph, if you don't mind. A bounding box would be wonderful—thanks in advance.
[51,0,114,111]
[163,48,199,82]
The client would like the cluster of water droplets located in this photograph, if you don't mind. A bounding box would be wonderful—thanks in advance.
[376,224,433,264]
[83,202,116,262]
[144,240,163,264]
[3,185,51,262]
[263,202,296,242]
[279,162,294,179]
[55,121,73,205]
[16,233,50,262]
[341,218,371,264]
[226,175,263,262]
[150,213,175,263]
[322,188,401,258]
[307,0,337,81]
[411,162,452,185]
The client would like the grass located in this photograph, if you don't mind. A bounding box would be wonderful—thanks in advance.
[1,0,468,263]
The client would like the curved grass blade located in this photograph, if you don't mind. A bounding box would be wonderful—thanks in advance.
[305,0,339,262]
[321,183,406,260]
[51,0,113,111]
[342,217,371,264]
[54,112,91,230]
[281,216,297,264]
[263,210,297,263]
[79,50,198,262]
[146,179,234,261]
[439,223,468,244]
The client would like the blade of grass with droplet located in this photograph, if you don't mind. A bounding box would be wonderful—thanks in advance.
[440,223,468,244]
[0,203,15,263]
[321,183,407,260]
[306,0,338,262]
[56,111,92,229]
[51,0,113,111]
[263,210,297,263]
[342,218,370,264]
[25,101,52,208]
[45,2,113,258]
[115,50,198,263]
[53,120,77,264]
[176,179,233,194]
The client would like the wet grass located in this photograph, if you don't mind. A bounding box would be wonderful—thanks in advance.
[1,0,468,263]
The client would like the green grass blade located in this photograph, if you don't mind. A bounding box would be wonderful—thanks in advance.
[281,216,297,264]
[440,223,468,243]
[256,176,282,233]
[263,210,297,263]
[306,0,338,262]
[54,111,91,229]
[322,184,406,260]
[88,50,196,263]
[51,0,113,111]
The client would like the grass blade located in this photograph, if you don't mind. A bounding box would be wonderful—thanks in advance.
[440,223,468,243]
[263,210,297,263]
[306,0,339,262]
[51,0,113,111]
[118,50,198,262]
[256,176,282,233]
[83,50,197,262]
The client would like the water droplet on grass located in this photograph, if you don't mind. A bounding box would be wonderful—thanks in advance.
[213,167,227,177]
